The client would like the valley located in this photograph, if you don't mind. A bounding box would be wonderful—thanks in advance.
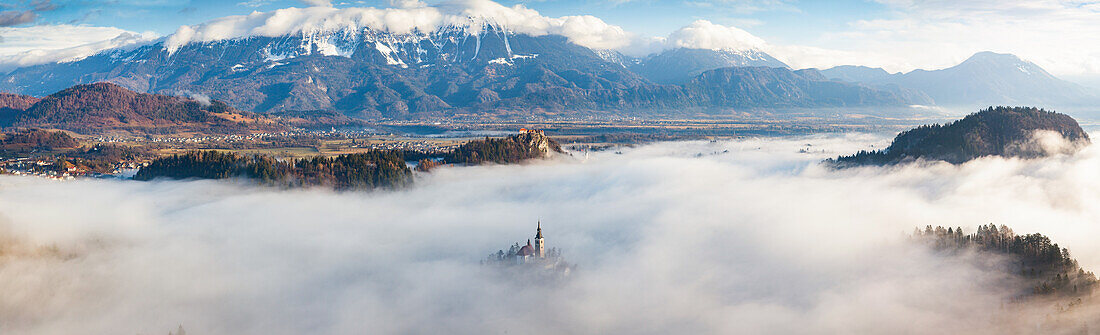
[3,1,1100,334]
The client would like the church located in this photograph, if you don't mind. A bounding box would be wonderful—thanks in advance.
[483,221,563,266]
[514,222,546,264]
[483,221,572,279]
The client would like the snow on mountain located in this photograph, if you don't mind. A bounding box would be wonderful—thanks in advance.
[163,3,633,55]
[631,48,788,84]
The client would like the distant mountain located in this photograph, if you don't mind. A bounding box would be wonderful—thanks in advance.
[683,67,915,107]
[2,83,286,134]
[630,48,788,84]
[819,65,894,83]
[0,24,917,120]
[822,52,1098,107]
[829,106,1090,166]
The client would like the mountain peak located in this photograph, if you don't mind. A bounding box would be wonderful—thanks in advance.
[958,51,1032,68]
[966,51,1020,61]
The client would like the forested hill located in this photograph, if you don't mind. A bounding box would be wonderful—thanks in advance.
[0,129,79,154]
[443,130,563,165]
[134,150,412,190]
[914,224,1097,299]
[1,83,287,135]
[828,106,1090,166]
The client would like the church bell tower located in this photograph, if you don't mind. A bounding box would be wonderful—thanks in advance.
[534,221,545,258]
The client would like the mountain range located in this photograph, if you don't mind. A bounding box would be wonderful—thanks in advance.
[0,22,1095,121]
[820,52,1097,108]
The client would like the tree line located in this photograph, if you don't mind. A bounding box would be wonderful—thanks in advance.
[914,224,1098,297]
[134,150,412,190]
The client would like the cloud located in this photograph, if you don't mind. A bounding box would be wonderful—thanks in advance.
[0,11,36,27]
[165,0,636,54]
[172,90,212,105]
[301,0,333,7]
[664,20,766,52]
[238,0,274,8]
[0,25,158,71]
[4,133,1100,333]
[389,0,428,8]
[30,0,58,12]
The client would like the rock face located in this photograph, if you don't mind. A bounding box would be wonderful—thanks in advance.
[829,106,1090,166]
[515,129,560,158]
[444,130,563,165]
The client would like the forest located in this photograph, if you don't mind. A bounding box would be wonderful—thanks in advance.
[134,150,412,190]
[0,129,80,155]
[914,224,1098,298]
[442,130,562,165]
[830,106,1089,166]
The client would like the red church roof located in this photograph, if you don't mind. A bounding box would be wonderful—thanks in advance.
[518,245,535,256]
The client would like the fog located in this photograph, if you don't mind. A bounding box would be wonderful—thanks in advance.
[4,133,1100,334]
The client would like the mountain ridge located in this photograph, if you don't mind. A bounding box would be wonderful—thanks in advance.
[821,52,1097,108]
[0,26,920,120]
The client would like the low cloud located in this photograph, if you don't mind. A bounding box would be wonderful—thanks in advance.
[173,90,212,105]
[4,133,1100,333]
[0,27,158,72]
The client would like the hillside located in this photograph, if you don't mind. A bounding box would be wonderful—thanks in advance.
[0,129,79,154]
[0,93,40,125]
[829,106,1090,166]
[2,83,287,134]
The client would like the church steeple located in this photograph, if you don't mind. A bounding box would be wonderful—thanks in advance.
[534,221,545,258]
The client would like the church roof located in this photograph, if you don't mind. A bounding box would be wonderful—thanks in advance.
[518,245,535,256]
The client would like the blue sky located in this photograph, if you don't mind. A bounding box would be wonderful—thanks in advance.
[1,0,1099,79]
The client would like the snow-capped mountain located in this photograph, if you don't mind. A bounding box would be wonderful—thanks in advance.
[630,48,788,84]
[0,23,917,119]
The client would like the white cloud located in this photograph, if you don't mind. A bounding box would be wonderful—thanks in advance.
[0,25,158,72]
[388,0,428,8]
[301,0,333,7]
[5,134,1100,333]
[165,0,636,54]
[665,20,766,52]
